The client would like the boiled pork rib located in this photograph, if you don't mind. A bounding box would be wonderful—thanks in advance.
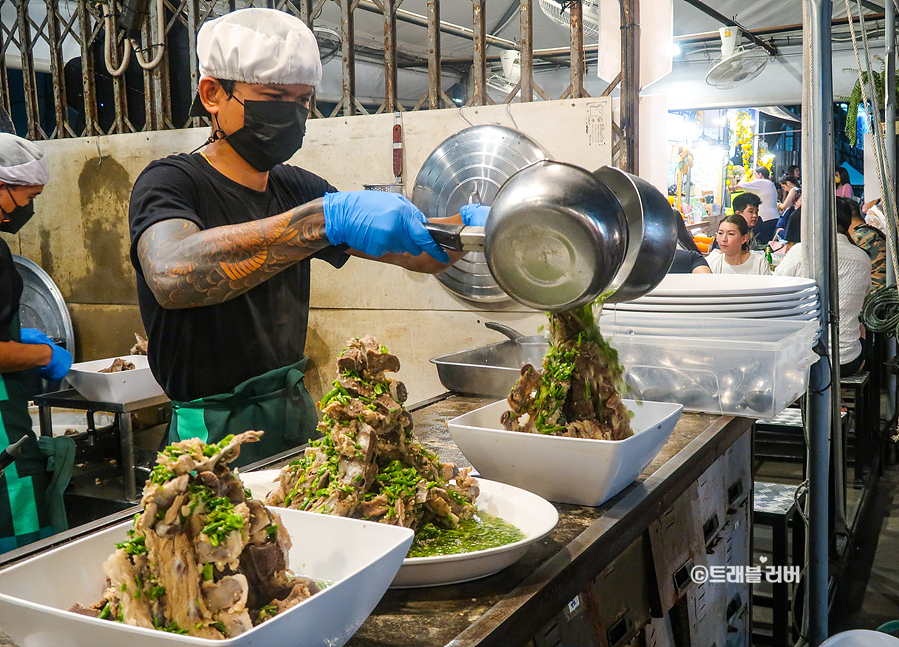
[83,431,318,639]
[266,335,478,531]
[501,304,632,441]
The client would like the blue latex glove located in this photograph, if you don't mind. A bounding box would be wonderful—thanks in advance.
[40,343,72,381]
[18,328,72,381]
[323,191,449,263]
[460,204,490,227]
[19,327,52,346]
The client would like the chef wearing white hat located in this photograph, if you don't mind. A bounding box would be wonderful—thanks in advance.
[128,8,484,465]
[0,133,72,552]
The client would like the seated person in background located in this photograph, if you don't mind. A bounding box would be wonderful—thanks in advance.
[669,248,712,274]
[775,184,801,241]
[777,174,800,213]
[670,212,712,274]
[775,199,871,374]
[780,207,801,253]
[846,196,886,289]
[733,166,779,242]
[707,215,772,275]
[710,192,763,252]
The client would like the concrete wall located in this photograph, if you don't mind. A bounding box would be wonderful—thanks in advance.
[2,97,612,404]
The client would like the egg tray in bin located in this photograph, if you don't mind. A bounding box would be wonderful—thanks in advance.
[601,315,818,418]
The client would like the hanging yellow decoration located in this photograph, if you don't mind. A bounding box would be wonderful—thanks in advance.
[729,110,755,179]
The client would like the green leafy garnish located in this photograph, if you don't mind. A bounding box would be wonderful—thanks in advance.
[115,533,147,556]
[202,563,214,581]
[257,604,278,621]
[149,464,174,486]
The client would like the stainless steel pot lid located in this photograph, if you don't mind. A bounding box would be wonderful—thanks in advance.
[14,255,75,355]
[412,124,550,304]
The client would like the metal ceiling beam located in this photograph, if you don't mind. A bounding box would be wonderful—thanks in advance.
[356,0,518,50]
[679,0,779,55]
[861,0,885,11]
[673,12,886,45]
[490,0,520,35]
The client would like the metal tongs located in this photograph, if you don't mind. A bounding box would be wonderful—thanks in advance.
[0,435,28,478]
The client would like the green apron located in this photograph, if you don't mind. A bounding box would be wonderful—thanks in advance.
[0,313,55,554]
[169,357,320,467]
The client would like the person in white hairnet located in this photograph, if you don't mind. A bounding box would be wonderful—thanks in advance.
[0,133,72,552]
[129,8,486,465]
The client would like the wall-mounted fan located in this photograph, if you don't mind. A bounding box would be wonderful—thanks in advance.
[705,27,769,90]
[538,0,600,38]
[487,50,521,95]
[314,26,341,65]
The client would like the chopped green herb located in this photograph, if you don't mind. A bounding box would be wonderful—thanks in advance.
[159,621,189,634]
[202,563,213,581]
[115,533,147,556]
[257,604,278,621]
[149,464,174,486]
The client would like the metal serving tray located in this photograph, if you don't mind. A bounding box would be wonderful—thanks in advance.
[430,339,549,397]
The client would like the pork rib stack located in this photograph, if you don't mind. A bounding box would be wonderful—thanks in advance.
[501,304,633,440]
[266,335,478,531]
[92,431,318,639]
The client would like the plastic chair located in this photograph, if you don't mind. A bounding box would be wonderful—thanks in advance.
[819,630,899,646]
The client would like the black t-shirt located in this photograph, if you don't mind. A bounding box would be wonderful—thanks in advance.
[668,248,709,274]
[0,239,22,340]
[129,153,348,402]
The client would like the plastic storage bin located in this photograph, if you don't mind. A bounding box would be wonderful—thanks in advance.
[599,313,818,418]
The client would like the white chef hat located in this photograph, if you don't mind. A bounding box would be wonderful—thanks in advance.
[189,8,322,117]
[0,133,49,186]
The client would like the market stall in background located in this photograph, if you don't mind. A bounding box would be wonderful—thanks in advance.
[666,107,802,250]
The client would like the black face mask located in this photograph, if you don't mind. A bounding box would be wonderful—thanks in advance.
[0,187,35,234]
[225,99,309,172]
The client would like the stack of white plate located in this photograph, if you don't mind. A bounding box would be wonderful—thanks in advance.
[605,275,820,322]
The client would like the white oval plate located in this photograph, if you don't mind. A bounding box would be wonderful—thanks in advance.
[632,286,818,305]
[240,472,559,589]
[609,302,819,317]
[643,274,817,297]
[608,297,818,313]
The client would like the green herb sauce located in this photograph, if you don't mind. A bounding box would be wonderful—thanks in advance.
[407,513,526,558]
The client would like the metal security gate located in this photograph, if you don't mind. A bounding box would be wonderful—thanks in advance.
[1,0,629,162]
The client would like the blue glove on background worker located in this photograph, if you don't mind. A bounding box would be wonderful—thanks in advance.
[19,328,73,381]
[323,191,449,263]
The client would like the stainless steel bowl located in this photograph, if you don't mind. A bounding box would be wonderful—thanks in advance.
[484,160,628,312]
[592,166,678,303]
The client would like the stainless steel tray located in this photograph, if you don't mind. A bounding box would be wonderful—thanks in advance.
[430,339,549,397]
[412,124,550,304]
[14,254,75,355]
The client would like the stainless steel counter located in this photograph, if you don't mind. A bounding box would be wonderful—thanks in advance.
[0,394,753,647]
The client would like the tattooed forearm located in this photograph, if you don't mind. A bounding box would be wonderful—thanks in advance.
[137,199,329,308]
